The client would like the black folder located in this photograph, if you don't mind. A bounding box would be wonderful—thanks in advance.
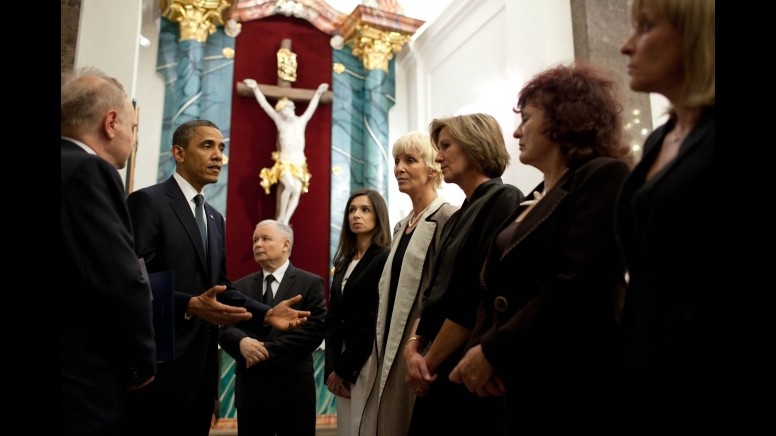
[148,269,176,362]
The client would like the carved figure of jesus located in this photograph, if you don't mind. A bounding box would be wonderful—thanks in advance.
[244,78,329,225]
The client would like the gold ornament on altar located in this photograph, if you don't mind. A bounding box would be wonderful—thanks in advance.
[277,47,298,83]
[259,151,311,195]
[238,38,333,225]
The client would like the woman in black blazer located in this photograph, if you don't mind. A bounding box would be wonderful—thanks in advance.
[403,113,524,436]
[324,188,391,436]
[449,63,632,435]
[616,1,716,433]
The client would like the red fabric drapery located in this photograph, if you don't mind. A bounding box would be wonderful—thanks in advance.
[227,15,332,294]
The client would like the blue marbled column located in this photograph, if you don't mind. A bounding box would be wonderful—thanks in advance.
[199,30,235,215]
[155,18,235,216]
[362,60,395,197]
[329,48,366,267]
[329,51,396,271]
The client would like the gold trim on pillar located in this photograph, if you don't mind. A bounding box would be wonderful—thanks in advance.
[338,5,425,72]
[346,25,412,72]
[161,0,232,43]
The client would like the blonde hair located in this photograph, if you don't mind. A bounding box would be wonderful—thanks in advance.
[392,131,443,189]
[630,0,715,109]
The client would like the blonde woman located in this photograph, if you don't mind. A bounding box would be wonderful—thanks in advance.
[616,0,715,433]
[359,132,457,436]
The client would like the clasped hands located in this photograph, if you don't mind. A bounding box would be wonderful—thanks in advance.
[186,285,310,328]
[403,340,506,398]
[239,337,269,368]
[325,372,351,398]
[449,344,506,397]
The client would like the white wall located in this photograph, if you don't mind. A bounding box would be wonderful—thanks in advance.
[76,0,141,93]
[75,0,143,185]
[74,0,164,192]
[134,10,165,192]
[388,0,575,226]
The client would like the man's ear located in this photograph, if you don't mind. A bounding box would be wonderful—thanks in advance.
[103,110,119,139]
[172,144,184,163]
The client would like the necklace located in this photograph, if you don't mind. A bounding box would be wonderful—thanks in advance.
[408,202,434,228]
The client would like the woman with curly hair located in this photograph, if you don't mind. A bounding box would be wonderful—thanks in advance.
[450,62,632,435]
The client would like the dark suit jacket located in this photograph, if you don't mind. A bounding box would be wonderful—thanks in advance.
[409,179,522,436]
[473,158,629,433]
[126,175,268,407]
[61,140,155,434]
[614,107,715,432]
[325,244,390,383]
[219,262,326,412]
[416,178,523,354]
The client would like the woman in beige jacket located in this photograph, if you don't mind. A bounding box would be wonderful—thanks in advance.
[358,132,456,435]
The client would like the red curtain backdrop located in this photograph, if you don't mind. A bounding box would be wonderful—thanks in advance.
[227,16,332,294]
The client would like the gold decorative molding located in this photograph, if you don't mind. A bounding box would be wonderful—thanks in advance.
[277,47,298,83]
[161,0,231,43]
[346,24,412,72]
[338,5,425,72]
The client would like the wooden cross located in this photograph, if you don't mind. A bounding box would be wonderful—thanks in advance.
[236,38,333,104]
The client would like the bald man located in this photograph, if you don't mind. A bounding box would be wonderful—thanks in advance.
[61,67,156,435]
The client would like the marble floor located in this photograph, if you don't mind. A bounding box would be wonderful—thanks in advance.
[209,416,337,436]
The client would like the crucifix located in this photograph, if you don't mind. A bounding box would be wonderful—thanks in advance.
[236,39,334,103]
[237,38,333,225]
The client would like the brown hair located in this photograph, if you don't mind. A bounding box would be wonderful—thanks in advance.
[515,62,629,167]
[429,113,510,178]
[332,189,391,272]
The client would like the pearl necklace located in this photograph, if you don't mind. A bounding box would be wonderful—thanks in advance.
[408,202,434,228]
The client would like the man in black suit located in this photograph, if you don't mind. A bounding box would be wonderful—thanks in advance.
[61,67,156,435]
[220,219,327,436]
[124,120,310,436]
